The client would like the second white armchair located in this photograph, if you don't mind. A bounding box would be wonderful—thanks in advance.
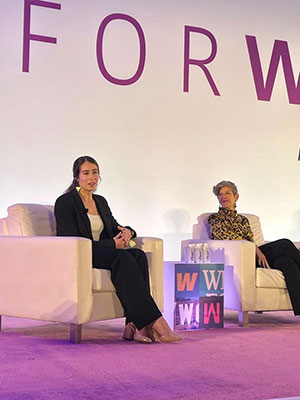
[182,212,293,326]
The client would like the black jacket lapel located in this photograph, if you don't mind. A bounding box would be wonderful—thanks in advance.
[70,189,92,238]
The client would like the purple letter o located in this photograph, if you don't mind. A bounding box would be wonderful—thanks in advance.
[96,13,146,85]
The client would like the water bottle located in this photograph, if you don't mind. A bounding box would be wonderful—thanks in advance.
[185,243,195,263]
[203,243,210,263]
[194,243,204,263]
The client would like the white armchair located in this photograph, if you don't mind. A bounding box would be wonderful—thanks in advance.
[0,204,163,342]
[182,212,294,326]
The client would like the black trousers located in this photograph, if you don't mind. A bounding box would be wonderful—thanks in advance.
[259,239,300,315]
[92,244,162,330]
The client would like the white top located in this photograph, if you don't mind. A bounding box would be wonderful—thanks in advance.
[87,214,104,241]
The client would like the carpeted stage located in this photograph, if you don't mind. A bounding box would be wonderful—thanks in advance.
[0,310,300,400]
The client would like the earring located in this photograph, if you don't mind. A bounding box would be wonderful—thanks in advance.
[74,178,80,191]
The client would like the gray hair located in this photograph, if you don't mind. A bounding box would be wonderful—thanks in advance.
[212,180,238,196]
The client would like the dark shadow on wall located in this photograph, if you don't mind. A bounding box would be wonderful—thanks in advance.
[160,209,192,261]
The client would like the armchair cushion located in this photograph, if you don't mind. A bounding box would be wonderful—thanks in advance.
[92,269,116,292]
[1,203,56,236]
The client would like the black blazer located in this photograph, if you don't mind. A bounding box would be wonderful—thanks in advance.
[54,189,136,250]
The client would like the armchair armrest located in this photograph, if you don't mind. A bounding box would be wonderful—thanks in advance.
[133,237,164,311]
[181,239,256,311]
[209,240,256,311]
[0,236,93,324]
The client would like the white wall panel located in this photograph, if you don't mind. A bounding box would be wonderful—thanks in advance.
[1,0,300,259]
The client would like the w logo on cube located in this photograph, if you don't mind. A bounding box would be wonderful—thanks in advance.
[174,263,224,330]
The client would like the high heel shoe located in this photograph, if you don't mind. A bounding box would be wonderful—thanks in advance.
[151,317,182,343]
[122,323,135,341]
[122,322,152,344]
[151,328,182,342]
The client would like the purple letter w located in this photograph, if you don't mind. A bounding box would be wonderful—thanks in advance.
[246,35,300,105]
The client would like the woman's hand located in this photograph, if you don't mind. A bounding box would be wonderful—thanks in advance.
[117,226,132,246]
[256,247,270,268]
[113,232,127,249]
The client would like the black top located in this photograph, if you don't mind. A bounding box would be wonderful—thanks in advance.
[54,188,136,250]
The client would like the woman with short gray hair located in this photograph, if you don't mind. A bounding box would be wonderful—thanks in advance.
[208,180,300,317]
[212,180,238,197]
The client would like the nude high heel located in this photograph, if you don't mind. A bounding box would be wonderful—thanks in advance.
[151,328,182,342]
[151,317,182,343]
[122,322,152,344]
[122,323,135,341]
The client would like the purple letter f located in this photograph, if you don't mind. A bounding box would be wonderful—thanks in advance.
[23,0,61,73]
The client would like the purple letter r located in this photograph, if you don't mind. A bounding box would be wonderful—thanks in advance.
[183,26,220,95]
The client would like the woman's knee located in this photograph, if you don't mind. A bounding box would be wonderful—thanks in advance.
[126,248,149,274]
[281,238,293,245]
[127,248,148,262]
[272,238,294,249]
[116,249,133,263]
[110,251,139,278]
[114,249,149,276]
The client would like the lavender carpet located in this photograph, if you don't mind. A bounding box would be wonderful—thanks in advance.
[0,311,300,400]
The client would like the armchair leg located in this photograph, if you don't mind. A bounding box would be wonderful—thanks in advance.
[238,311,249,327]
[70,324,82,343]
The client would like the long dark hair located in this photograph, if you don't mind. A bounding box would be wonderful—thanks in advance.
[65,155,100,193]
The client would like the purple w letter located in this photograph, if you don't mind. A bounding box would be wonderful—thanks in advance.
[246,35,300,105]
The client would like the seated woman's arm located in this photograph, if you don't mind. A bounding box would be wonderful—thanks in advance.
[54,195,80,237]
[256,247,270,268]
[97,196,136,246]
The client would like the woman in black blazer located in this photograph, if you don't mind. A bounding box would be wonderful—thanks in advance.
[54,155,181,343]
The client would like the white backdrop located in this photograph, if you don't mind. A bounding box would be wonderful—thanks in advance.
[1,0,300,259]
